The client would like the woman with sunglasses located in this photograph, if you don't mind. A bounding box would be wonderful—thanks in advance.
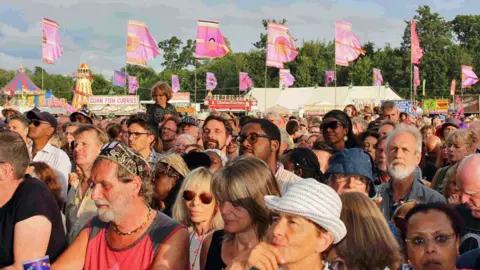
[400,203,463,270]
[321,110,358,152]
[172,167,223,270]
[200,156,282,270]
[151,154,190,217]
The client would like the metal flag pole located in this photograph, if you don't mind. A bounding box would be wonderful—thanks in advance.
[264,65,267,114]
[410,64,413,102]
[125,21,128,95]
[194,59,197,104]
[334,24,337,109]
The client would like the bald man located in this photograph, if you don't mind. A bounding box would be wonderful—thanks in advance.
[425,135,442,164]
[456,154,480,254]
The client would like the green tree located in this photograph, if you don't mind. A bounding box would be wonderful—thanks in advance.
[252,18,288,50]
[158,37,196,70]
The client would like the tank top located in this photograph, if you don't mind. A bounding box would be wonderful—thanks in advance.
[84,211,183,270]
[205,230,227,270]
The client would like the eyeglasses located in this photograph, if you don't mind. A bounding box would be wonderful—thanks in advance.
[406,233,456,247]
[127,131,151,139]
[320,121,342,131]
[183,190,213,204]
[30,119,48,127]
[152,94,166,98]
[161,126,176,133]
[237,133,273,145]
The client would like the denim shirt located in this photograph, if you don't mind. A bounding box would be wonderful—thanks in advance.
[379,167,447,220]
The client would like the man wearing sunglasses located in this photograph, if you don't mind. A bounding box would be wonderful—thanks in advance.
[26,109,71,199]
[239,118,302,194]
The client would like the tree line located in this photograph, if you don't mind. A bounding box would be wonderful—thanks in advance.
[1,5,479,104]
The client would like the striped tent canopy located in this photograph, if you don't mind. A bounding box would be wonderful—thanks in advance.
[2,68,42,95]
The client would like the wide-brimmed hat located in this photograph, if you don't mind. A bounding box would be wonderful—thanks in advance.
[264,178,346,244]
[158,154,190,178]
[1,107,20,118]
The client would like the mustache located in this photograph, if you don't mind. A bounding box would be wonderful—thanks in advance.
[95,200,110,207]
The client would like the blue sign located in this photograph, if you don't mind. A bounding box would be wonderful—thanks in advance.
[382,100,413,114]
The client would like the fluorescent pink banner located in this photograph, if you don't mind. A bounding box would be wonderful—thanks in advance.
[195,20,229,59]
[462,65,479,88]
[206,72,217,91]
[411,20,424,65]
[279,69,295,88]
[450,79,456,96]
[335,21,365,67]
[42,18,63,64]
[239,72,253,91]
[325,70,335,86]
[455,95,464,115]
[373,68,383,86]
[414,65,420,90]
[172,75,180,93]
[128,76,139,94]
[266,22,298,68]
[127,20,160,67]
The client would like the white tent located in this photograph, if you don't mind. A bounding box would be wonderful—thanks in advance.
[248,85,403,112]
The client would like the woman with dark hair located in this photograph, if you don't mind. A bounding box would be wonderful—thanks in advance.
[286,120,301,143]
[400,203,463,270]
[358,130,380,160]
[281,148,326,183]
[105,122,123,142]
[322,110,359,151]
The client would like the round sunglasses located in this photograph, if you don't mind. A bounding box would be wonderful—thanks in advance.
[183,190,213,204]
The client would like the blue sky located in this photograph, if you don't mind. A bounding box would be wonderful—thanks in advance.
[0,0,478,78]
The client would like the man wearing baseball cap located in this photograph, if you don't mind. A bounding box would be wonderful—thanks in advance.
[27,109,71,199]
[178,116,199,142]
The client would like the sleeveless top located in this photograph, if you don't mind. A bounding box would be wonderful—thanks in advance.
[205,230,227,270]
[84,211,183,270]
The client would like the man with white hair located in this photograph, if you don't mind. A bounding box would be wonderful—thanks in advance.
[265,112,283,128]
[379,124,445,220]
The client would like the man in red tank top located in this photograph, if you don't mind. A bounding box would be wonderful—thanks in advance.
[52,142,189,270]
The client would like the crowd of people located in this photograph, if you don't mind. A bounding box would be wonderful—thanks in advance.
[1,80,480,270]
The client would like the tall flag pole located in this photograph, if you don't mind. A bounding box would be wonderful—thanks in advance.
[411,19,423,102]
[335,21,365,108]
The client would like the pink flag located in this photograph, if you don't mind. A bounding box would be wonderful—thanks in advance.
[127,20,160,67]
[128,76,139,94]
[172,75,180,93]
[239,72,253,92]
[325,70,335,86]
[206,72,217,91]
[266,22,298,68]
[411,20,424,65]
[335,21,365,67]
[455,95,465,115]
[279,69,295,88]
[42,18,63,64]
[414,65,420,91]
[450,79,456,96]
[195,20,229,59]
[462,65,479,88]
[373,68,383,86]
[113,70,126,87]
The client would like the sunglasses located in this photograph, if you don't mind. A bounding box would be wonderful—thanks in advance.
[30,119,48,127]
[320,121,342,131]
[237,133,273,145]
[183,190,213,204]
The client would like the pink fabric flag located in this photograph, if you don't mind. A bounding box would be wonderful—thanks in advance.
[239,72,253,91]
[462,65,479,88]
[266,22,298,68]
[414,65,421,91]
[128,76,139,94]
[373,68,383,86]
[455,95,465,115]
[450,79,456,96]
[325,70,335,86]
[127,20,160,67]
[335,21,365,67]
[411,20,424,65]
[206,72,217,91]
[195,20,229,59]
[42,18,63,64]
[279,69,295,88]
[171,75,180,93]
[113,70,126,87]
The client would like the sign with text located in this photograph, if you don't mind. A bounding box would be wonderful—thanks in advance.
[304,105,336,116]
[390,100,413,114]
[459,95,479,114]
[423,99,449,114]
[171,92,190,102]
[88,95,139,105]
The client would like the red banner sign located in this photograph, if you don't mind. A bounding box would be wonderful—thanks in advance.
[205,99,256,111]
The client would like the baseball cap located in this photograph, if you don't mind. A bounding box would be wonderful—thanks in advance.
[179,116,198,128]
[70,109,93,124]
[26,109,58,130]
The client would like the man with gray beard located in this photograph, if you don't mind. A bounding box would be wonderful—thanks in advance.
[378,124,445,220]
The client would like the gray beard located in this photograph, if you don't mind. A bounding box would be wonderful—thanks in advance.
[388,163,416,181]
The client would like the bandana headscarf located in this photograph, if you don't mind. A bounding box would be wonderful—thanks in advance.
[98,142,151,181]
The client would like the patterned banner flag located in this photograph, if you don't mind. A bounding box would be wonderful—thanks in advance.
[279,69,295,88]
[414,65,421,91]
[325,70,335,86]
[172,75,180,92]
[462,65,479,88]
[113,70,126,87]
[266,22,298,68]
[128,76,139,94]
[239,72,253,91]
[195,20,229,59]
[206,72,217,91]
[335,21,365,67]
[455,95,465,115]
[450,79,456,96]
[422,80,426,96]
[127,20,160,67]
[42,18,63,64]
[373,68,383,86]
[411,20,424,65]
